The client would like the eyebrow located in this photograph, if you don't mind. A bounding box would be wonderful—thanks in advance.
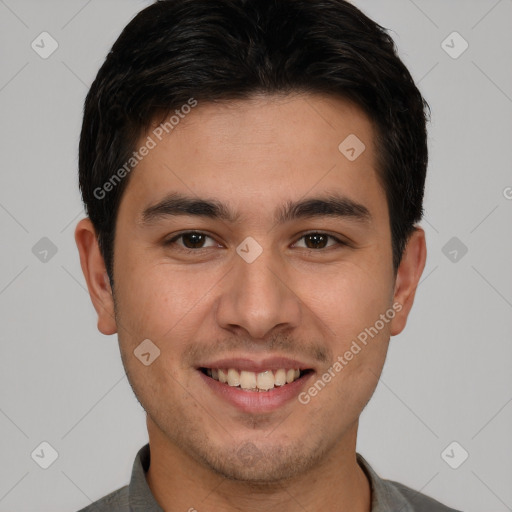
[140,191,371,226]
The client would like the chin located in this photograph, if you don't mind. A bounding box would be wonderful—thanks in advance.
[198,441,324,484]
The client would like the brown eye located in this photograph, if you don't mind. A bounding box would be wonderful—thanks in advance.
[294,232,343,250]
[181,232,207,248]
[165,231,218,250]
[304,233,329,249]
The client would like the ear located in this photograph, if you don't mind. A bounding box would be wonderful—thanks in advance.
[390,227,427,336]
[74,218,117,335]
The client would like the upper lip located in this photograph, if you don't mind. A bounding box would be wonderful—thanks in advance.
[197,356,315,373]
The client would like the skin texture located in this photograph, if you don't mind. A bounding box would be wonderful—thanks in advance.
[75,93,426,512]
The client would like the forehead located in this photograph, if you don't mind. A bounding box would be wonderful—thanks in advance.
[118,93,387,225]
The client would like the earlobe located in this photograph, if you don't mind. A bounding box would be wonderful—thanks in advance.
[390,227,427,336]
[74,218,118,336]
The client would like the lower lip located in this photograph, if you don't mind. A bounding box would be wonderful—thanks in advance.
[198,370,314,413]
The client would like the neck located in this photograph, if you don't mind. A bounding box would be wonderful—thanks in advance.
[145,418,371,512]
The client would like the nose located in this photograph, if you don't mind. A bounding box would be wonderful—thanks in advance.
[215,244,302,340]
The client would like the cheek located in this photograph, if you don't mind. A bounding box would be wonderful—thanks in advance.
[304,260,393,335]
[300,259,393,403]
[114,252,223,342]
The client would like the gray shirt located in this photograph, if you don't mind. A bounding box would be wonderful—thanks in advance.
[76,443,461,511]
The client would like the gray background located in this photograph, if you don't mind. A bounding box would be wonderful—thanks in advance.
[0,0,511,510]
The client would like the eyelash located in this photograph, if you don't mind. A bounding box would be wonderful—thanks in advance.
[164,231,348,253]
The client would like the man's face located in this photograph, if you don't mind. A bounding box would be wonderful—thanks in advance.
[110,93,400,481]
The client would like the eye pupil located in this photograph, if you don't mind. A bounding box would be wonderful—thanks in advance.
[305,233,328,249]
[183,232,205,248]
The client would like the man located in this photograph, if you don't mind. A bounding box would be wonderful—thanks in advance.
[74,0,461,510]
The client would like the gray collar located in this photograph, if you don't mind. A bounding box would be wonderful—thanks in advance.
[357,453,414,512]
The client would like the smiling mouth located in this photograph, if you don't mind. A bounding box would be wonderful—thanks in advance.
[199,367,313,392]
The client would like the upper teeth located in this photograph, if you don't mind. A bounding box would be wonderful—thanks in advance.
[206,368,301,391]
